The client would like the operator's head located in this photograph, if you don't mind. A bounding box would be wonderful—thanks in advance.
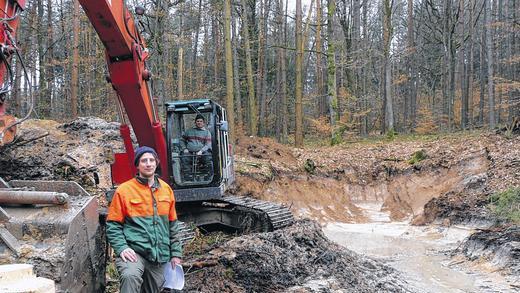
[134,146,159,178]
[195,114,205,129]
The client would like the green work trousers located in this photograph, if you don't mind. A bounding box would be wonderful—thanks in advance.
[116,253,165,293]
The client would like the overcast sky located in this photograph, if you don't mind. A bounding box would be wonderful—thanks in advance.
[286,0,314,14]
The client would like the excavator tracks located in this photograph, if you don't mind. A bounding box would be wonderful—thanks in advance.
[177,221,196,245]
[221,196,295,231]
[177,196,295,244]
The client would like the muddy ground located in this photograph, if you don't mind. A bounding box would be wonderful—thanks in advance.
[182,220,415,292]
[1,118,519,291]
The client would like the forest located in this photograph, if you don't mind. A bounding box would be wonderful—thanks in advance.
[6,0,519,145]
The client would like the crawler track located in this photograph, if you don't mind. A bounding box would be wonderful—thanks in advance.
[178,196,295,244]
[221,196,295,231]
[177,221,196,245]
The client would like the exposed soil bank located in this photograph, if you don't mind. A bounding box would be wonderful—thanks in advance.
[458,226,520,277]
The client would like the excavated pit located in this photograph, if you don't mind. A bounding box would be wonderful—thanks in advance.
[234,147,491,225]
[232,134,520,291]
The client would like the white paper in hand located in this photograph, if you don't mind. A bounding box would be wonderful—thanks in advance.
[163,263,185,290]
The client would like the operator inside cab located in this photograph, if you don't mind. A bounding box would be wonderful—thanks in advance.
[180,114,213,182]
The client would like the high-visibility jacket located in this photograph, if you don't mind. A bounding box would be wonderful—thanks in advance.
[106,176,182,263]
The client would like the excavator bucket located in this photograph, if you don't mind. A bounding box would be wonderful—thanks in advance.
[0,179,106,293]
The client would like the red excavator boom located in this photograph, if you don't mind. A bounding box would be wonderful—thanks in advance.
[0,0,25,146]
[78,0,169,182]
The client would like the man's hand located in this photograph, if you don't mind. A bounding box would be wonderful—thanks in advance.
[170,257,182,268]
[120,248,138,262]
[183,149,189,154]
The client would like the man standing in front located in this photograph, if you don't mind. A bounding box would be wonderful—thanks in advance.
[107,146,182,292]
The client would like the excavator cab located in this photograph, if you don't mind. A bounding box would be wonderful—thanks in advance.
[166,99,235,202]
[165,100,293,233]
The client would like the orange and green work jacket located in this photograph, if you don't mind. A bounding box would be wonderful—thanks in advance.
[106,176,183,263]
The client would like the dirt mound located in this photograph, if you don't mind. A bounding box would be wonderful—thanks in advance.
[183,219,415,292]
[457,226,520,276]
[235,136,298,165]
[0,117,123,195]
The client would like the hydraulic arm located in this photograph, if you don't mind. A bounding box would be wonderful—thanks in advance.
[78,0,169,181]
[0,0,25,146]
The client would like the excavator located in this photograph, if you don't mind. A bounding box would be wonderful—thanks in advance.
[0,0,293,291]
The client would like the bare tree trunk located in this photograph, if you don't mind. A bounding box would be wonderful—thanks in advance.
[256,0,265,135]
[212,14,220,91]
[150,0,168,107]
[316,0,325,117]
[508,0,518,121]
[442,0,456,130]
[191,0,203,93]
[258,0,271,136]
[282,0,288,142]
[84,29,92,114]
[479,11,485,126]
[224,0,235,140]
[202,16,210,88]
[36,0,48,117]
[70,0,80,119]
[353,0,363,134]
[276,0,288,143]
[463,0,477,129]
[46,0,54,116]
[485,0,495,128]
[407,0,417,131]
[383,0,394,132]
[295,0,304,147]
[176,8,184,100]
[177,47,184,100]
[495,0,502,124]
[361,0,369,134]
[327,0,338,142]
[460,0,468,129]
[467,0,475,128]
[241,0,257,135]
[232,11,243,130]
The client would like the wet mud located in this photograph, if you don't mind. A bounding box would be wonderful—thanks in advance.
[458,226,520,277]
[183,220,416,292]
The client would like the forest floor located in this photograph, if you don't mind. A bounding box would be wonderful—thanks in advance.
[1,117,519,292]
